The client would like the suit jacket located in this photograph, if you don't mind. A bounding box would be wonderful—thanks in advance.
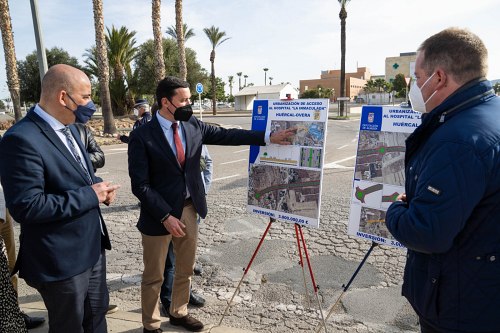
[128,115,265,236]
[0,110,110,283]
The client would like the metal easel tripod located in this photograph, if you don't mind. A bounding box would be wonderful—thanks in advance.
[213,218,329,332]
[314,241,378,332]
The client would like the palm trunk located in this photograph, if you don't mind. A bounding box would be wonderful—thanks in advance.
[152,0,165,85]
[0,0,22,122]
[210,50,216,115]
[92,0,116,134]
[175,0,187,81]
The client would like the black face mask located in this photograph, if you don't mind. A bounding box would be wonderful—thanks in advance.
[168,101,193,121]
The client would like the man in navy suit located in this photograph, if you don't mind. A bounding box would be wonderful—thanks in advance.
[0,64,120,333]
[128,76,295,332]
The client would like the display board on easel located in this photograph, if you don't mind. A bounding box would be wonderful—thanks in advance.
[348,105,421,248]
[247,98,329,228]
[217,98,330,331]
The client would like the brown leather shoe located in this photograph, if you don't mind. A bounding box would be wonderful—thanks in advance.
[169,314,204,332]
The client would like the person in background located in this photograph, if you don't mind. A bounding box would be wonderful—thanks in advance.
[0,235,27,333]
[160,145,212,314]
[73,123,105,172]
[0,64,120,333]
[385,28,500,333]
[116,99,152,143]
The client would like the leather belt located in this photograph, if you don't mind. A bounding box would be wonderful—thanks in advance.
[184,197,193,207]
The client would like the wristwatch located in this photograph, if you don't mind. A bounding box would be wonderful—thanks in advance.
[160,213,170,224]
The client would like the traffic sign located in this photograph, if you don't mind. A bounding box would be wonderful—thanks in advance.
[196,83,203,94]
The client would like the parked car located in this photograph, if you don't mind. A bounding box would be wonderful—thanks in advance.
[399,102,410,108]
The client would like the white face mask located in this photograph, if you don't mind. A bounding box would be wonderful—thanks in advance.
[408,73,437,113]
[133,108,139,117]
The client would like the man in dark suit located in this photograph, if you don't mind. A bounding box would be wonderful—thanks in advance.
[0,64,120,333]
[128,76,295,333]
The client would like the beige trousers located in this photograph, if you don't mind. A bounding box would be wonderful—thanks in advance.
[141,203,198,330]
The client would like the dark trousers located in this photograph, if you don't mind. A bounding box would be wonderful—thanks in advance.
[160,242,176,306]
[27,251,109,333]
[420,317,443,333]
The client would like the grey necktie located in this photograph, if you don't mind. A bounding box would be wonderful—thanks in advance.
[60,126,93,184]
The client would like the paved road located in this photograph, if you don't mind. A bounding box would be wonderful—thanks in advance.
[17,115,419,332]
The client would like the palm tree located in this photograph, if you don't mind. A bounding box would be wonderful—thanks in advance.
[152,0,165,85]
[228,75,234,97]
[323,87,333,100]
[106,25,137,114]
[203,25,230,115]
[269,77,273,85]
[236,72,242,90]
[0,0,22,121]
[263,68,269,86]
[106,26,137,83]
[174,0,187,80]
[338,0,350,116]
[91,0,116,133]
[166,23,195,41]
[243,74,248,87]
[373,78,391,104]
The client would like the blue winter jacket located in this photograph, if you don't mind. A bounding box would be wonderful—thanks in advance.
[386,78,500,332]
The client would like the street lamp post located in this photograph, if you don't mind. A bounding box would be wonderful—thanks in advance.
[263,68,269,86]
[30,0,48,81]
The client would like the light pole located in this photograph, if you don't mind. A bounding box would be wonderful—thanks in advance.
[30,0,48,82]
[263,68,269,86]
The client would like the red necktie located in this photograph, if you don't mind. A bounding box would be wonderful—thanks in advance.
[172,123,185,168]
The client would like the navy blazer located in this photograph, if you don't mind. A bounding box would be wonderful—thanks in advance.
[0,110,110,283]
[128,115,265,236]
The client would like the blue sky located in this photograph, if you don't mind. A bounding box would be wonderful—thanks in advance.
[1,0,499,100]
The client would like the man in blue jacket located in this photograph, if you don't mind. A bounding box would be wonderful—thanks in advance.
[385,28,500,333]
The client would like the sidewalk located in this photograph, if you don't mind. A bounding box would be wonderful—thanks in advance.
[21,301,256,333]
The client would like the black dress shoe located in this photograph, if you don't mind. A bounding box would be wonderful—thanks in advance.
[143,328,163,333]
[193,263,203,275]
[189,292,205,307]
[21,312,45,329]
[169,314,204,332]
